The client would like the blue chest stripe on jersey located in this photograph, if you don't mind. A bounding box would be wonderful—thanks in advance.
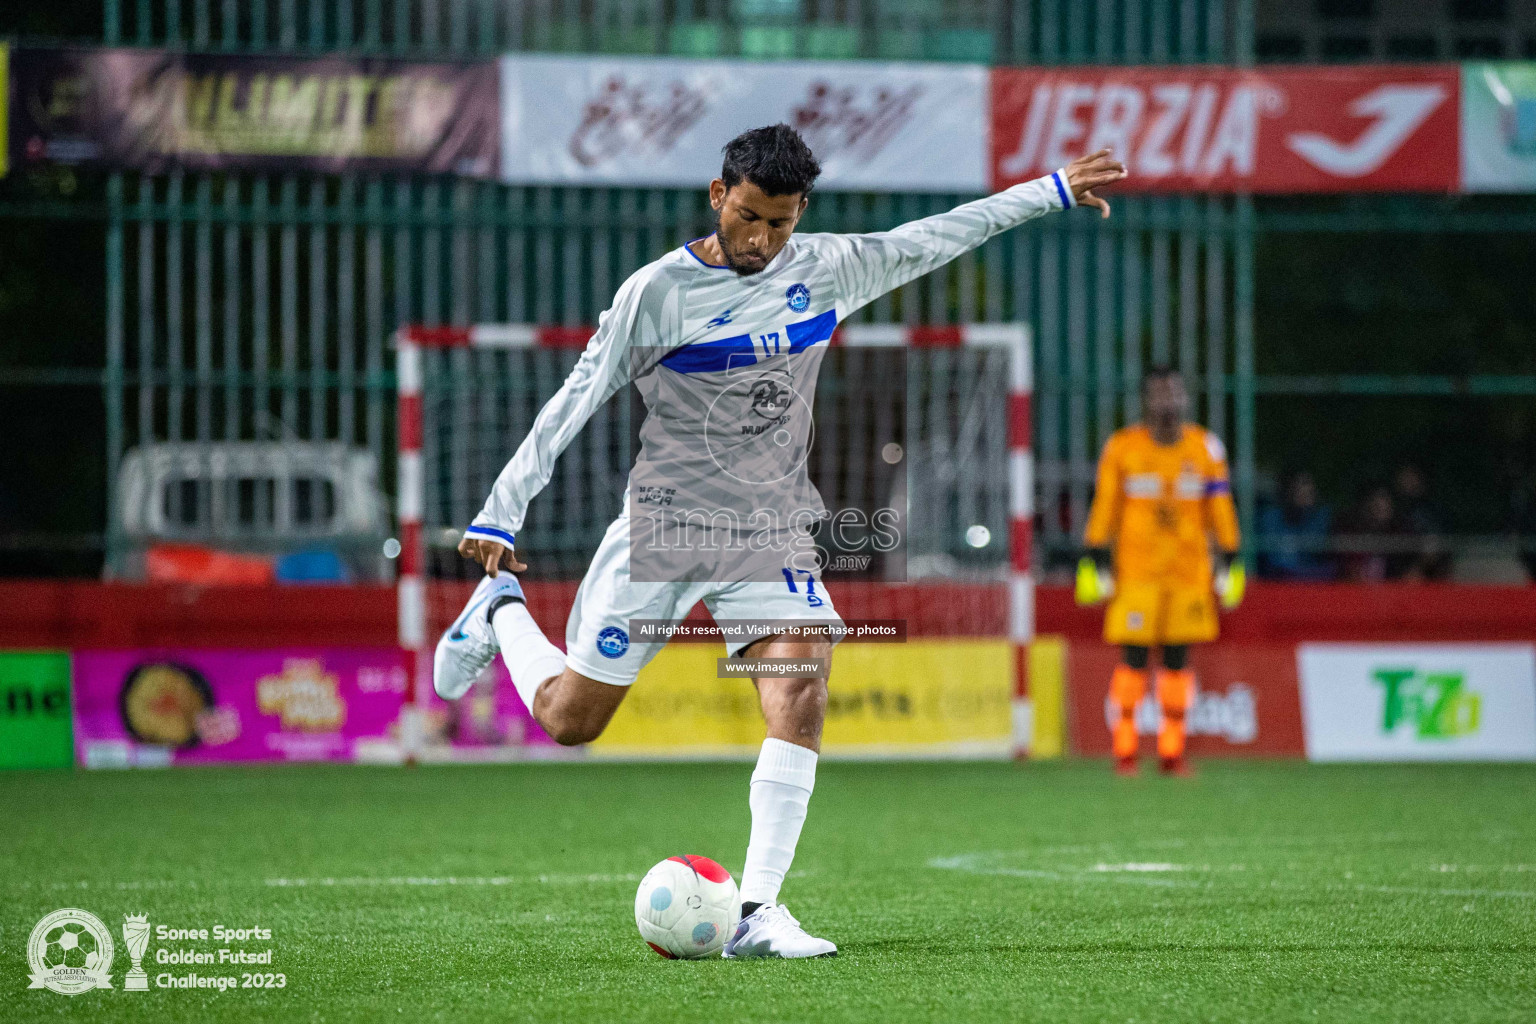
[660,308,837,374]
[785,308,837,353]
[659,333,756,373]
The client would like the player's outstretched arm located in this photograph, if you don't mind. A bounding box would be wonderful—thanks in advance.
[820,149,1126,319]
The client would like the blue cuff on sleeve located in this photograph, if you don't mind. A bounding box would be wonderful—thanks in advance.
[464,524,516,547]
[1051,169,1074,210]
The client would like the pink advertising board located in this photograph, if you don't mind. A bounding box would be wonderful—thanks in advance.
[72,649,553,766]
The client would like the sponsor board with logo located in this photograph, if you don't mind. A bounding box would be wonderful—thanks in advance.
[71,647,557,765]
[1067,641,1305,756]
[0,650,74,769]
[498,54,988,191]
[990,65,1460,193]
[1298,643,1536,762]
[1460,62,1536,192]
[72,649,410,766]
[8,47,500,175]
[590,639,1012,757]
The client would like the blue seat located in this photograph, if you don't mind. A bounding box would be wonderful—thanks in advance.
[274,548,351,584]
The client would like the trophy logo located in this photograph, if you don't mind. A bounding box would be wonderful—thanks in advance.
[122,913,151,991]
[26,908,115,996]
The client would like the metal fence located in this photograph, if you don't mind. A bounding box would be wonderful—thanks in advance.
[3,0,1531,578]
[100,174,1254,576]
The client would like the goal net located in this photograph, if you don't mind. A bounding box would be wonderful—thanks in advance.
[396,323,1033,760]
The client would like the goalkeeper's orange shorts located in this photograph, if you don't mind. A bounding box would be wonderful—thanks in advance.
[1104,581,1218,646]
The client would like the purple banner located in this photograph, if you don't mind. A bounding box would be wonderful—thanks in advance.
[72,648,554,766]
[10,47,499,175]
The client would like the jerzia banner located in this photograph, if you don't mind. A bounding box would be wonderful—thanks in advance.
[990,64,1461,193]
[7,47,499,175]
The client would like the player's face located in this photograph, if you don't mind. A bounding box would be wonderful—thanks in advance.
[709,178,808,276]
[1143,375,1188,426]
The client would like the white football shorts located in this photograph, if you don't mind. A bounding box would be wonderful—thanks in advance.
[564,515,844,686]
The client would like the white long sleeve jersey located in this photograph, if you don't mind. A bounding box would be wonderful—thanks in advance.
[464,170,1076,551]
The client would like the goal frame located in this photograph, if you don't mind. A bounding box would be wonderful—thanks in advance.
[394,322,1036,758]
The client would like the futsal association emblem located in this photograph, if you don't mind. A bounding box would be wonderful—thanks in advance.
[596,626,630,659]
[27,908,115,996]
[785,283,810,312]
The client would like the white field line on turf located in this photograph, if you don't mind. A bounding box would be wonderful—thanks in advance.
[929,854,1536,900]
[1021,830,1473,856]
[265,873,640,887]
[18,870,810,891]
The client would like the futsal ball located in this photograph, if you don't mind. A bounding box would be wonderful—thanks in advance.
[634,855,740,959]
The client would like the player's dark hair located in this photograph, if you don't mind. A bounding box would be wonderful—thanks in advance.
[721,124,822,199]
[1141,364,1183,395]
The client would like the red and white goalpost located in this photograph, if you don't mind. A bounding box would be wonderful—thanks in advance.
[395,322,1034,758]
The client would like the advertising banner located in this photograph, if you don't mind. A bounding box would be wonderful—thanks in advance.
[991,65,1460,193]
[590,640,1012,758]
[8,48,499,175]
[0,651,73,769]
[1298,643,1536,762]
[422,657,559,756]
[499,54,988,192]
[1461,63,1536,192]
[72,649,411,766]
[1067,641,1305,757]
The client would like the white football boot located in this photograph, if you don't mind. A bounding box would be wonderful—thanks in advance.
[722,904,837,959]
[432,573,524,700]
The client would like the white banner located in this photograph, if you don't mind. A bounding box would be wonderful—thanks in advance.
[1298,643,1536,762]
[499,54,987,192]
[1460,63,1536,193]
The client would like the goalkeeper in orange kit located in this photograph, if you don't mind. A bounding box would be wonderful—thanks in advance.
[1077,366,1244,776]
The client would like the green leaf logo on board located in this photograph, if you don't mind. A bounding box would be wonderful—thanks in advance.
[1373,668,1482,739]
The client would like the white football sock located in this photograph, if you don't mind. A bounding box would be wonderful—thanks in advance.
[739,738,818,907]
[490,598,566,713]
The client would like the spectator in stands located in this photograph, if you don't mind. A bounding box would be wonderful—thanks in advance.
[1257,471,1335,581]
[1392,463,1452,581]
[1338,485,1406,582]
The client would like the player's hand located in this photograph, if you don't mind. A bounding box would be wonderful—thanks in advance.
[1075,557,1115,606]
[1065,148,1129,219]
[1215,558,1246,610]
[457,535,527,577]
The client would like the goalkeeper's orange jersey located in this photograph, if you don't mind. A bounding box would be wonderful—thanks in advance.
[1084,424,1241,587]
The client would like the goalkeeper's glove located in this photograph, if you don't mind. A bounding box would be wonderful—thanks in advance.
[1075,549,1115,606]
[1215,554,1246,610]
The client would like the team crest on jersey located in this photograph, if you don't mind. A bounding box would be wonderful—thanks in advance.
[596,626,630,659]
[785,283,810,313]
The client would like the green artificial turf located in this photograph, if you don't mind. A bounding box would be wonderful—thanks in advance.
[3,760,1534,1022]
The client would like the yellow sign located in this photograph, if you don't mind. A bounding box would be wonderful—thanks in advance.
[589,640,1013,758]
[1028,635,1067,758]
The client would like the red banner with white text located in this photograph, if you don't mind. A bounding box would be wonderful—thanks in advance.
[990,65,1460,194]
